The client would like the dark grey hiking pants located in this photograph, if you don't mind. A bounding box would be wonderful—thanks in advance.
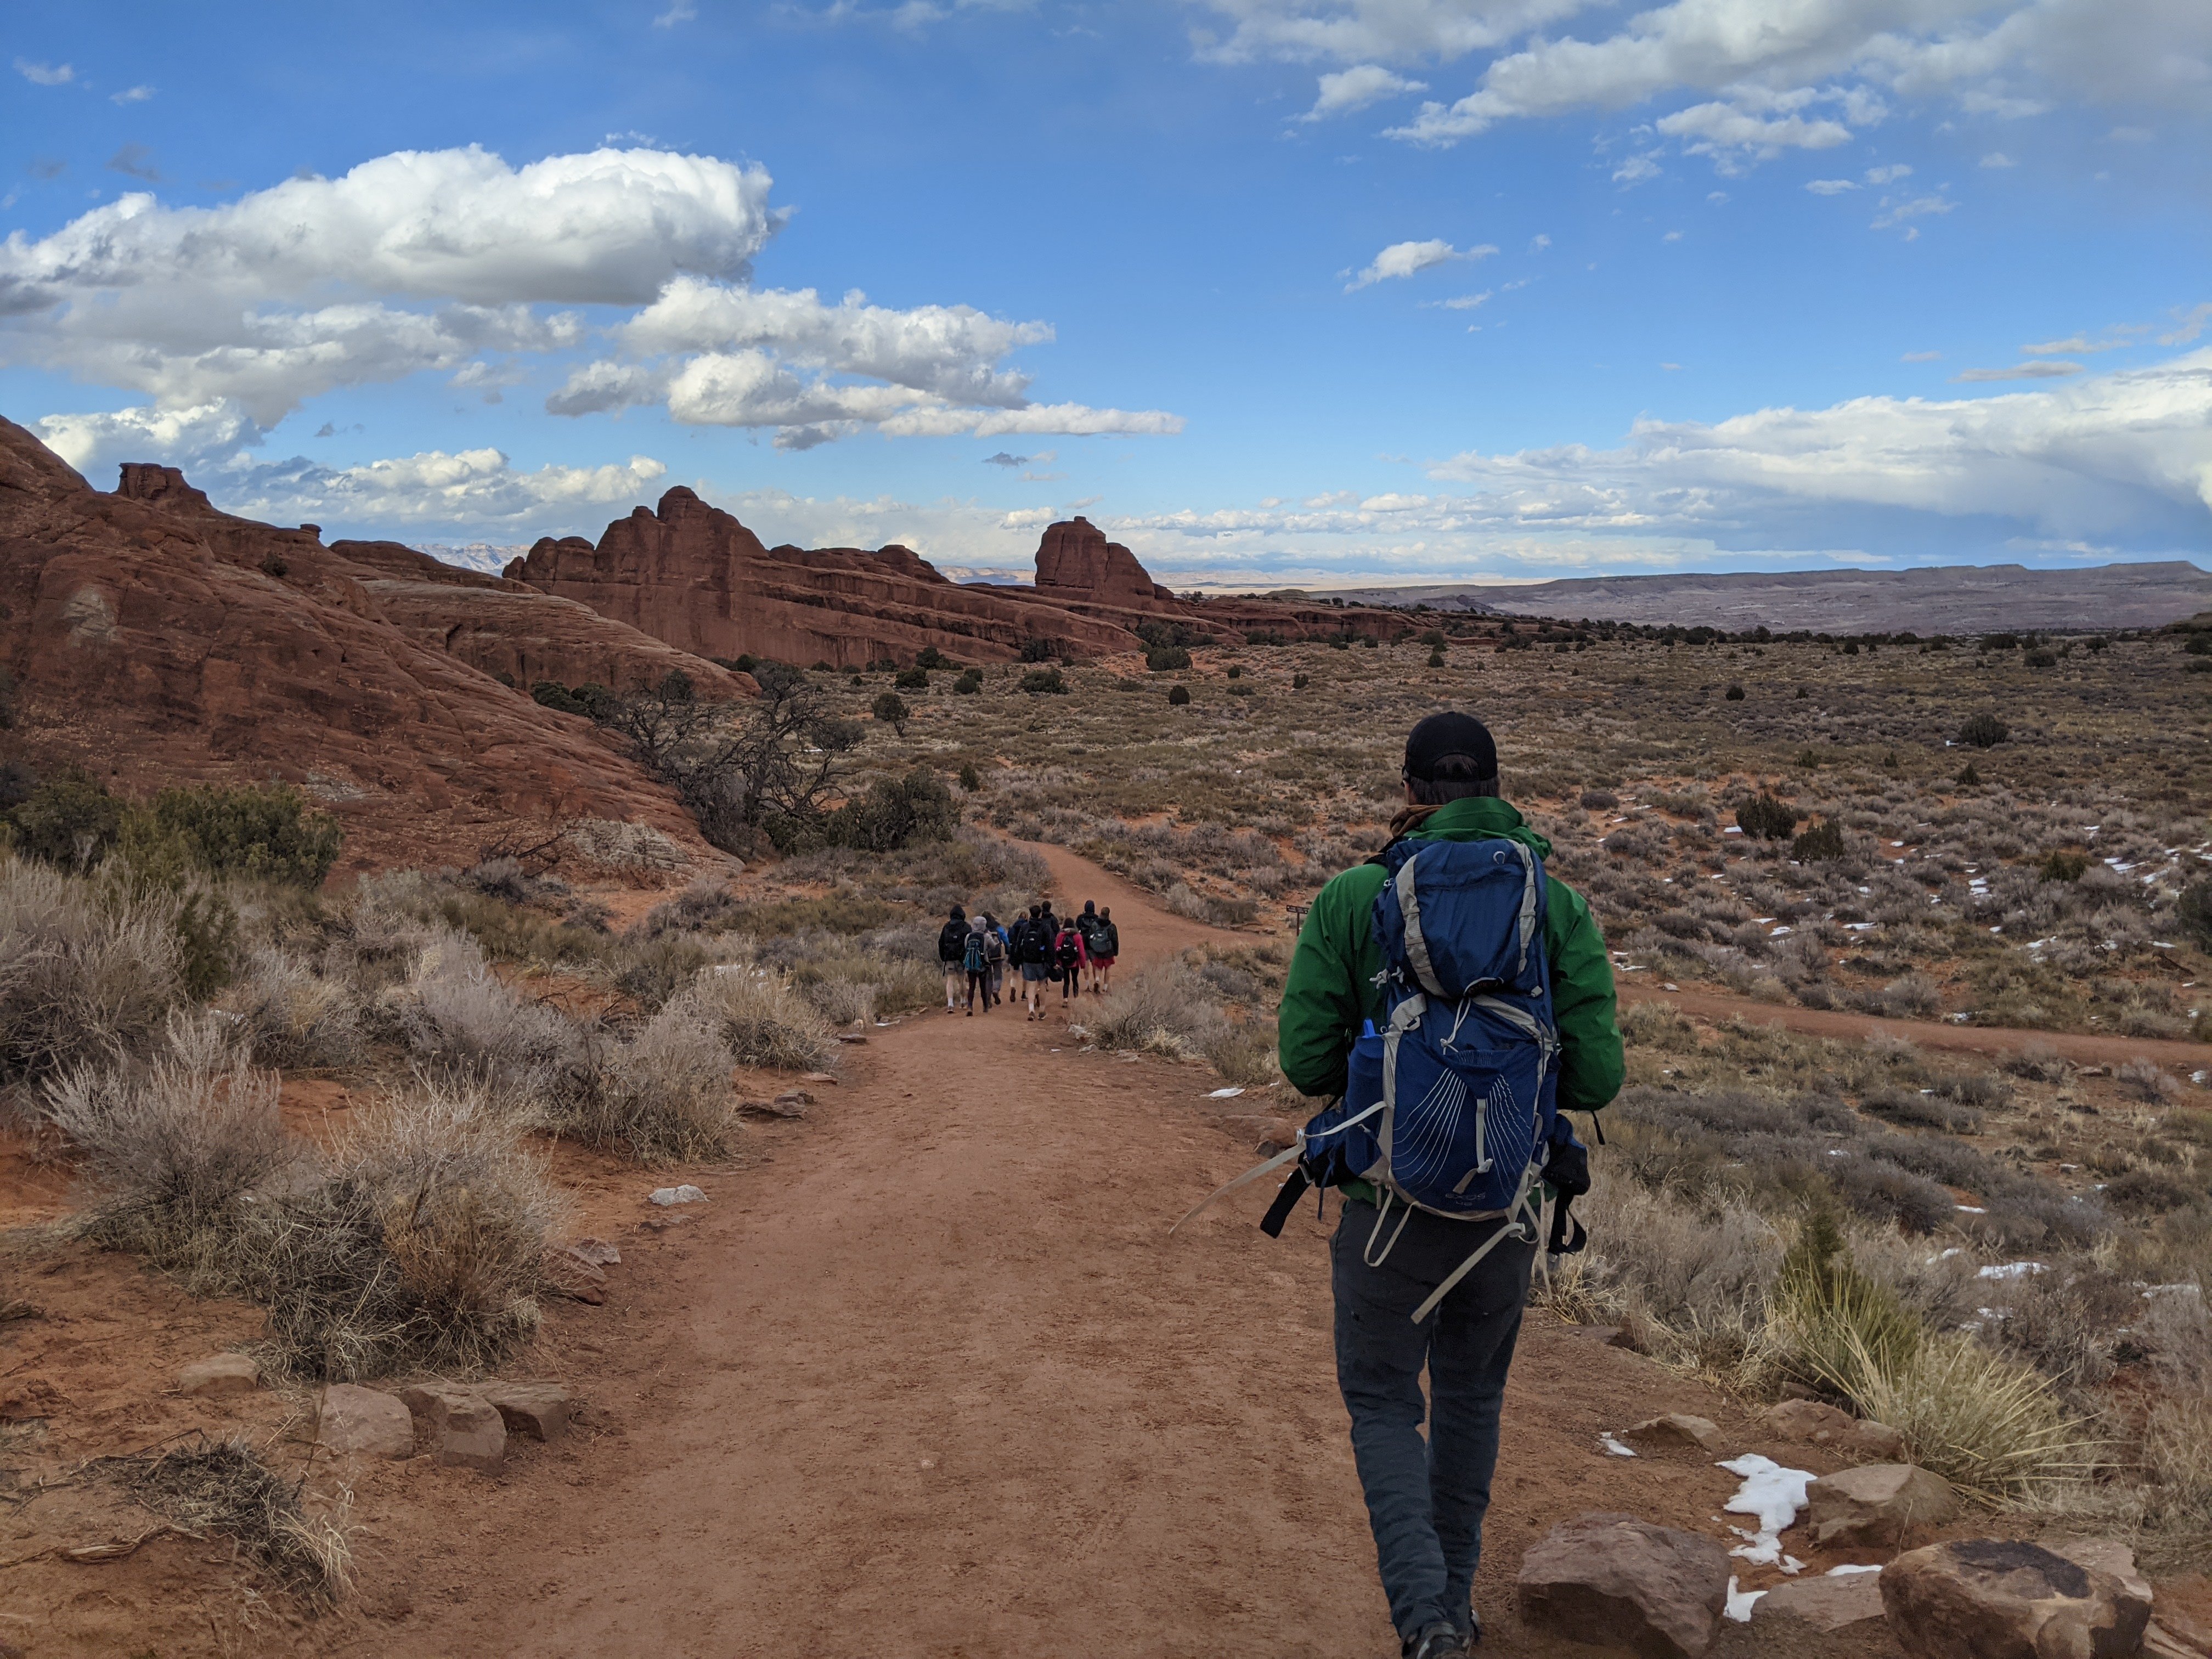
[1331,1195,1537,1643]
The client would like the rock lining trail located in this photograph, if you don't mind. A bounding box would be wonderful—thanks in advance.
[323,845,1838,1659]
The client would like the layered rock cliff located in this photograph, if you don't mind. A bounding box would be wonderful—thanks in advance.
[510,487,1134,667]
[0,426,710,874]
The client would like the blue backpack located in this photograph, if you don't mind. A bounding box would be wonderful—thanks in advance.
[1174,834,1591,1322]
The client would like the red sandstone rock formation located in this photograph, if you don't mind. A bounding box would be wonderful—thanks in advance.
[511,487,1133,667]
[0,425,709,876]
[1034,517,1174,610]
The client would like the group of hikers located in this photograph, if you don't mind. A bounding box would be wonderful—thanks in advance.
[935,899,1120,1019]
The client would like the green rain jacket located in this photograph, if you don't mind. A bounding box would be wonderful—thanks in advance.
[1277,798,1626,1175]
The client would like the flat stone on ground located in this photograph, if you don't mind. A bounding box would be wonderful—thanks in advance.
[177,1353,260,1397]
[1750,1571,1887,1634]
[1518,1510,1731,1659]
[1880,1538,2152,1659]
[1765,1398,1908,1460]
[398,1384,507,1473]
[483,1382,574,1441]
[648,1184,708,1205]
[1807,1464,1956,1545]
[317,1384,415,1458]
[1624,1412,1724,1452]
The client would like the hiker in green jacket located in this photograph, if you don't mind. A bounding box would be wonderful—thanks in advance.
[1278,710,1624,1659]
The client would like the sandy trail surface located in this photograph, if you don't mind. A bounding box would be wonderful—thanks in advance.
[311,846,1838,1659]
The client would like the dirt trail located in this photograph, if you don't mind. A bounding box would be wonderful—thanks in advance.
[320,848,1843,1659]
[1619,981,2212,1074]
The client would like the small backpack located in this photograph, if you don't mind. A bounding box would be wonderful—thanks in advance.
[983,929,1006,964]
[1056,932,1081,967]
[1174,834,1592,1323]
[963,932,988,974]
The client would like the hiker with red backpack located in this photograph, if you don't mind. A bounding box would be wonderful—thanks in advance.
[1193,712,1623,1659]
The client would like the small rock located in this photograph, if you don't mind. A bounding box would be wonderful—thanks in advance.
[639,1212,692,1231]
[1807,1463,1956,1545]
[2047,1539,2152,1613]
[1764,1398,1906,1460]
[647,1184,708,1206]
[397,1384,506,1473]
[317,1384,414,1458]
[1559,1323,1634,1348]
[834,1034,869,1045]
[177,1354,261,1397]
[802,1071,838,1084]
[567,1237,621,1267]
[1880,1538,2152,1659]
[1624,1413,1724,1452]
[2147,1612,2212,1659]
[1517,1511,1731,1659]
[1749,1571,1886,1635]
[482,1382,574,1442]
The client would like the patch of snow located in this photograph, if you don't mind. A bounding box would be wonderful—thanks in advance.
[1828,1564,1883,1576]
[1207,1086,1245,1098]
[1978,1261,2047,1280]
[1717,1454,1813,1566]
[1599,1434,1638,1457]
[1956,1204,1988,1214]
[1723,1578,1765,1623]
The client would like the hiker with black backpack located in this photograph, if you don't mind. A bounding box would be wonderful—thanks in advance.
[1017,902,1052,1019]
[962,915,991,1015]
[981,912,1008,1007]
[1076,901,1108,995]
[1092,905,1119,994]
[1242,712,1623,1659]
[936,904,970,1014]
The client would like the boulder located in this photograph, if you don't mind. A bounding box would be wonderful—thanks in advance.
[316,1384,414,1458]
[2146,1609,2212,1659]
[1517,1511,1732,1659]
[2046,1540,2153,1616]
[1807,1464,1957,1545]
[397,1384,507,1474]
[1765,1398,1908,1460]
[177,1354,260,1397]
[1624,1413,1725,1452]
[483,1383,574,1442]
[1880,1538,2152,1659]
[1748,1571,1886,1635]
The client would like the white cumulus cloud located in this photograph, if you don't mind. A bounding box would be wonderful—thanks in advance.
[1346,238,1496,290]
[1303,64,1428,119]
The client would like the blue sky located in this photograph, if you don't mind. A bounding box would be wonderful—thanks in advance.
[3,1,2208,585]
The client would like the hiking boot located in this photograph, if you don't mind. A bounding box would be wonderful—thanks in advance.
[1403,1623,1466,1659]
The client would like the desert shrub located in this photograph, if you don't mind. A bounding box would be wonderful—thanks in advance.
[1146,645,1193,672]
[1736,793,1798,840]
[871,691,910,732]
[532,680,589,714]
[2177,878,2212,949]
[634,878,742,939]
[2024,648,2057,668]
[147,783,341,887]
[4,769,127,868]
[958,761,982,791]
[568,1001,736,1163]
[1725,683,1745,700]
[1959,713,2009,748]
[1861,1085,1978,1132]
[2040,850,2089,883]
[247,1082,560,1379]
[953,670,983,695]
[1020,667,1069,695]
[1771,1209,1923,1396]
[40,1012,296,1272]
[397,931,584,1103]
[1580,789,1620,811]
[894,666,929,690]
[218,946,365,1069]
[676,967,839,1072]
[1839,1325,2094,1501]
[1164,881,1258,926]
[821,767,958,853]
[116,1435,349,1603]
[1168,684,1191,706]
[1792,819,1846,861]
[0,855,185,1081]
[1291,673,1310,690]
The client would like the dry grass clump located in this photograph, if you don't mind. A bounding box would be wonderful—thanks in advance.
[0,853,185,1082]
[218,945,365,1069]
[566,1001,737,1163]
[1086,960,1278,1086]
[40,1012,296,1274]
[111,1432,350,1604]
[246,1081,562,1380]
[396,929,583,1102]
[751,930,943,1025]
[675,966,840,1073]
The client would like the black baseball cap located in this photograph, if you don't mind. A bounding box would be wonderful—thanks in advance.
[1403,712,1498,782]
